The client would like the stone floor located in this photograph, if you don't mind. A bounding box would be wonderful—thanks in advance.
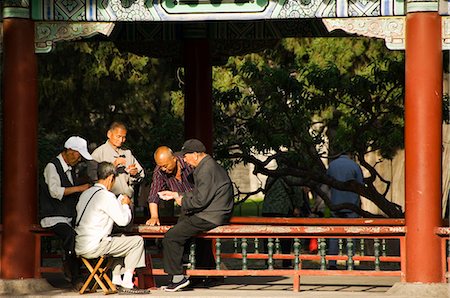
[1,273,448,297]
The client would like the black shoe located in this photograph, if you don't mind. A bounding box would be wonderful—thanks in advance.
[164,277,190,292]
[118,286,151,294]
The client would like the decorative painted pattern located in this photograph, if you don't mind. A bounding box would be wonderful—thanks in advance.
[6,0,450,22]
[324,16,450,50]
[3,16,450,53]
[323,17,405,50]
[442,16,450,50]
[4,0,30,8]
[30,0,157,21]
[406,0,438,13]
[29,0,411,21]
[34,21,114,52]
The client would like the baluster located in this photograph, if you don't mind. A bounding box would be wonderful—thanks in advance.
[234,238,239,253]
[347,238,354,270]
[275,238,281,254]
[254,238,259,254]
[268,238,274,270]
[338,238,344,255]
[190,241,196,270]
[359,239,365,256]
[215,238,221,270]
[319,238,326,270]
[381,239,387,257]
[293,238,300,270]
[241,238,248,270]
[374,239,380,271]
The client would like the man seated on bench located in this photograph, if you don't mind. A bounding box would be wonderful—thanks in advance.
[39,136,93,290]
[158,139,234,292]
[75,161,150,294]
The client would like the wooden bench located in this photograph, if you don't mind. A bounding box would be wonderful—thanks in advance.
[134,218,407,291]
[30,225,65,277]
[30,218,449,291]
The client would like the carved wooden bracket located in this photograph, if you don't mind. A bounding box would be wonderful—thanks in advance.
[34,22,115,53]
[323,17,405,50]
[324,16,450,51]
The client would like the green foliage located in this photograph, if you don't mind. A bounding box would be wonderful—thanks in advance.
[213,37,406,217]
[36,37,412,217]
[38,41,184,172]
[215,37,404,159]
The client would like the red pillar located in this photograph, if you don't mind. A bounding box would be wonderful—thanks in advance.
[183,39,213,154]
[405,12,443,282]
[1,17,38,278]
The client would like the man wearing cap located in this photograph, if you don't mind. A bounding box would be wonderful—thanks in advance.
[91,121,145,199]
[158,139,234,292]
[39,136,93,289]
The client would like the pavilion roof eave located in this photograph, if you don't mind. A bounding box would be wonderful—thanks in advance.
[2,16,450,53]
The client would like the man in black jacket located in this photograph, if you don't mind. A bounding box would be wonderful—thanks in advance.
[158,139,234,292]
[39,136,93,289]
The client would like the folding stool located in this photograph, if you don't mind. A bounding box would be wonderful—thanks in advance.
[79,255,118,295]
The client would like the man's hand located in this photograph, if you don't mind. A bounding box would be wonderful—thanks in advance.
[114,157,127,167]
[146,217,160,226]
[120,194,132,206]
[127,164,139,176]
[158,191,183,206]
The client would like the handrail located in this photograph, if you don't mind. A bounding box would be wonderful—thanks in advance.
[136,224,406,238]
[229,216,405,226]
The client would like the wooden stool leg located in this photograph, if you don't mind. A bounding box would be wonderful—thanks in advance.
[79,256,117,295]
[93,258,117,294]
[80,257,103,294]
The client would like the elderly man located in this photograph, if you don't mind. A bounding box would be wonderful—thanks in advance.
[146,146,194,226]
[91,121,144,198]
[39,136,93,289]
[158,139,234,292]
[75,162,149,294]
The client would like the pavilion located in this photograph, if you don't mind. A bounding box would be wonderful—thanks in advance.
[0,0,447,285]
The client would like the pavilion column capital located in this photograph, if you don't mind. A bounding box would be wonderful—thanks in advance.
[3,0,31,19]
[406,0,438,13]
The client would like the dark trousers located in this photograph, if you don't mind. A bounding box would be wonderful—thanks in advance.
[328,211,359,267]
[163,215,217,275]
[178,213,216,270]
[51,223,82,284]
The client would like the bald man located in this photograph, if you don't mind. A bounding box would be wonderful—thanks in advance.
[146,146,194,226]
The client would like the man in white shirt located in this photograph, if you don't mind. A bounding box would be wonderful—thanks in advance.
[75,161,149,294]
[39,136,93,289]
